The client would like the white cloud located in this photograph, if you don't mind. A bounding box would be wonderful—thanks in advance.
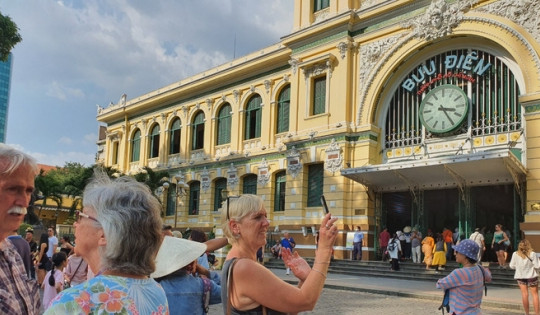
[58,137,73,145]
[2,1,294,166]
[46,81,85,101]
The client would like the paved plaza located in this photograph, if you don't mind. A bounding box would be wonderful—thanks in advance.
[209,268,526,314]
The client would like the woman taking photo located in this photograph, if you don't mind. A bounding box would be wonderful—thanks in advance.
[221,194,338,314]
[509,239,540,315]
[45,172,168,314]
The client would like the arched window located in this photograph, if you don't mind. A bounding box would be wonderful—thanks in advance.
[169,118,181,155]
[165,183,176,216]
[276,85,290,134]
[149,124,160,158]
[189,181,200,215]
[214,178,227,212]
[192,111,205,150]
[131,129,141,162]
[245,95,262,140]
[243,174,257,194]
[274,171,286,212]
[217,104,232,145]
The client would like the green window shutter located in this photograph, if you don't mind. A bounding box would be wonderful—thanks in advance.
[274,171,286,212]
[314,0,329,12]
[245,95,262,140]
[149,125,160,158]
[277,86,290,133]
[169,118,181,154]
[131,130,141,162]
[214,178,227,212]
[192,112,205,150]
[307,164,324,207]
[217,104,231,145]
[313,76,326,115]
[243,174,257,194]
[189,182,200,215]
[166,184,176,216]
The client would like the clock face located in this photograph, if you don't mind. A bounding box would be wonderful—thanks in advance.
[419,84,469,134]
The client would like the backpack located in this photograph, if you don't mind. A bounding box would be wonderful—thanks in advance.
[388,240,396,252]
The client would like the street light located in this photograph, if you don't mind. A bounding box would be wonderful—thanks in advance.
[162,172,189,228]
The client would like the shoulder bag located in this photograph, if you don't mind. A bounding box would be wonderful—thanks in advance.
[226,258,268,315]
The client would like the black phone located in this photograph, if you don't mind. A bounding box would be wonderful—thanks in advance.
[320,195,329,214]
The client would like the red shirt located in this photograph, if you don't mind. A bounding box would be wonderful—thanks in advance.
[443,229,453,243]
[379,230,391,246]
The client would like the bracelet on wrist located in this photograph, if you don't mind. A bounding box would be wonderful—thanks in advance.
[311,268,327,278]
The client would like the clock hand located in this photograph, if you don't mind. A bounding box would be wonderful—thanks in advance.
[437,107,456,112]
[438,105,455,125]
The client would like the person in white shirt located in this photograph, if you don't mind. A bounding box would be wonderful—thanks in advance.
[509,239,540,315]
[469,228,486,262]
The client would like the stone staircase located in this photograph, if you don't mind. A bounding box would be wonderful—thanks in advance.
[264,258,517,288]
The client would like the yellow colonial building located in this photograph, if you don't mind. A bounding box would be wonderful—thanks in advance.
[97,0,540,260]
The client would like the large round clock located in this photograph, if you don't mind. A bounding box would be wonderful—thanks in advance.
[419,84,469,134]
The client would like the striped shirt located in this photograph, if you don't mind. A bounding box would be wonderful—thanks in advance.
[436,266,492,315]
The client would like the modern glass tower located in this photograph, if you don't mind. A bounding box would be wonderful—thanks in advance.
[0,53,13,143]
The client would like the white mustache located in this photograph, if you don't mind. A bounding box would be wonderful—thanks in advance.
[7,207,27,215]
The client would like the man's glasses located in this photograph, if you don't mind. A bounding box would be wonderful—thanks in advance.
[226,196,239,221]
[75,210,100,224]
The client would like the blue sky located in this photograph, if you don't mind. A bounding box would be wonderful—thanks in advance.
[1,0,294,166]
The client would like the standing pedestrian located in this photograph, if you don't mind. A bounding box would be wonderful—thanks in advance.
[469,227,486,262]
[42,252,67,311]
[379,227,391,261]
[0,143,41,314]
[432,233,447,272]
[436,239,492,315]
[388,233,402,271]
[403,226,412,260]
[411,230,422,264]
[25,228,38,279]
[422,231,435,270]
[492,224,510,268]
[442,227,454,261]
[352,226,364,260]
[509,239,540,315]
[281,231,296,274]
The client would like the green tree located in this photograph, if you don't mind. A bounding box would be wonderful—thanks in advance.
[33,168,63,222]
[0,12,22,62]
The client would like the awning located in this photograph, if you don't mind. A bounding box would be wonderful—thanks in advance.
[341,150,526,192]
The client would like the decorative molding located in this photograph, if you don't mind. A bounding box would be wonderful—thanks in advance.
[289,58,299,75]
[287,146,303,179]
[200,167,210,193]
[264,80,272,94]
[227,163,238,188]
[337,41,351,60]
[477,0,540,43]
[233,90,240,103]
[206,98,213,111]
[324,138,343,174]
[404,0,478,41]
[257,158,270,186]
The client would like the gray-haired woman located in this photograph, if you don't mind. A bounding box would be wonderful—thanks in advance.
[45,172,168,314]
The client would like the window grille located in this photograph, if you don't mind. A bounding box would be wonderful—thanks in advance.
[169,118,181,155]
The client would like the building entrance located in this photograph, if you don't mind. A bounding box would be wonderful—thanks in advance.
[381,184,519,251]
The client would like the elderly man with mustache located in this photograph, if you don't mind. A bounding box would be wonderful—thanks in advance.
[0,143,41,314]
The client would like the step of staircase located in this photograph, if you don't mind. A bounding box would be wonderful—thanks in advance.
[265,258,517,288]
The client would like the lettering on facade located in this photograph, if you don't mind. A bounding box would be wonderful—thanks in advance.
[402,51,492,93]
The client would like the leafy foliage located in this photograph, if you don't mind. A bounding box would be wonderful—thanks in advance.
[0,12,22,62]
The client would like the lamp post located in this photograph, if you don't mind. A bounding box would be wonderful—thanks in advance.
[162,172,189,228]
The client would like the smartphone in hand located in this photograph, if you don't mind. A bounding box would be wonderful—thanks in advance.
[320,195,330,214]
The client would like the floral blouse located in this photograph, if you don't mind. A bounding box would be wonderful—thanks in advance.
[44,274,169,315]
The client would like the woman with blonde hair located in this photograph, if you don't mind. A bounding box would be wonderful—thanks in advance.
[509,239,540,315]
[221,194,338,314]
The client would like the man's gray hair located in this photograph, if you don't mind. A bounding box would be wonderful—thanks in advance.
[83,170,163,276]
[0,143,38,175]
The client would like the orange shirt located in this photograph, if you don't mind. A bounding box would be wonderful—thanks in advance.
[442,229,453,243]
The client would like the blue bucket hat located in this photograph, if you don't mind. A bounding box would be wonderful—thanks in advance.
[453,239,479,260]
